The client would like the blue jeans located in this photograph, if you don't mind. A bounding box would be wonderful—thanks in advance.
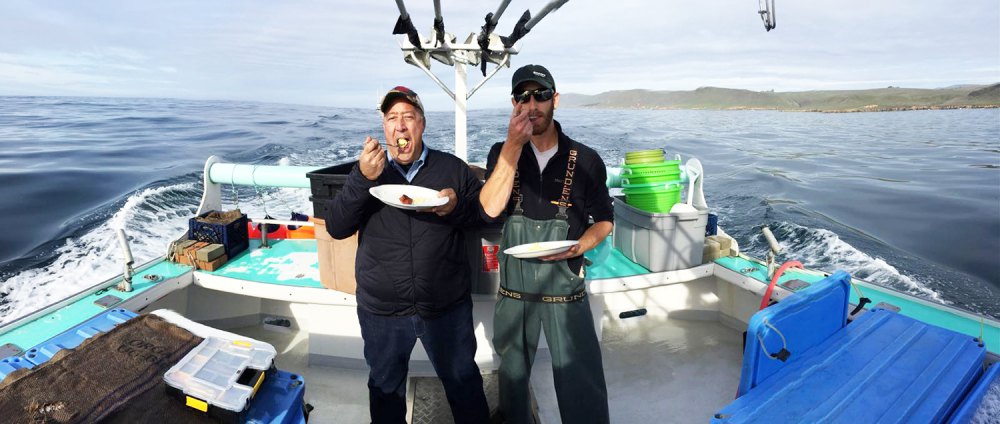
[357,298,490,424]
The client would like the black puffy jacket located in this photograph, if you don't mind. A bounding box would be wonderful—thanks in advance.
[324,148,483,318]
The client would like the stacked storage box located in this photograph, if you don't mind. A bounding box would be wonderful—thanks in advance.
[613,197,708,272]
[306,162,358,294]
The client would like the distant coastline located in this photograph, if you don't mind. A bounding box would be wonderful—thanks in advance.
[559,83,1000,113]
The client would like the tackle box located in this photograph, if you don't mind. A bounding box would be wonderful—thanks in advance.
[164,336,277,423]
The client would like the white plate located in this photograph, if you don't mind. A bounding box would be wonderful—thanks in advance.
[503,240,579,259]
[369,184,448,210]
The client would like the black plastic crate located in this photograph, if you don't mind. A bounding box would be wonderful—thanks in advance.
[306,161,356,200]
[188,211,249,259]
[311,197,338,220]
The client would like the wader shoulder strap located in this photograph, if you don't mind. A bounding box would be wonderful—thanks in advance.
[512,170,524,215]
[549,149,578,220]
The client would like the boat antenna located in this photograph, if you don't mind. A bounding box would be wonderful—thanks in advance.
[392,0,569,162]
[758,0,776,31]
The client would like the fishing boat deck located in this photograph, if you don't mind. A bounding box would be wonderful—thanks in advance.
[230,307,743,423]
[204,239,323,288]
[190,237,1000,357]
[5,235,999,423]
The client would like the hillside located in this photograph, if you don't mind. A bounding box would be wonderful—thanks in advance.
[559,84,1000,112]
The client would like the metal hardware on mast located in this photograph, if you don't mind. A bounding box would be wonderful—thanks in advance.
[758,0,776,31]
[392,0,568,162]
[761,225,782,279]
[115,229,134,292]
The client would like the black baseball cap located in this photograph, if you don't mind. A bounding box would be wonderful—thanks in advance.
[379,86,424,114]
[511,64,555,94]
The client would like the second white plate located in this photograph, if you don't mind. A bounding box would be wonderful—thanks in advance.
[503,240,579,259]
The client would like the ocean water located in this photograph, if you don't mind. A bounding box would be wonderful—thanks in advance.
[0,96,998,325]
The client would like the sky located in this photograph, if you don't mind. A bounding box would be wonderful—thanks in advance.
[1,0,998,111]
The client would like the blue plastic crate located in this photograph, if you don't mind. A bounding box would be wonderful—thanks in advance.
[24,308,137,366]
[0,308,137,383]
[0,355,35,382]
[716,308,986,423]
[246,370,307,424]
[188,210,249,259]
[737,271,851,396]
[948,362,1000,424]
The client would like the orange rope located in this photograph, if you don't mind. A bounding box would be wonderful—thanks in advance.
[759,261,804,310]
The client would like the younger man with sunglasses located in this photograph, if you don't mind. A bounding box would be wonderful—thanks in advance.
[480,65,613,423]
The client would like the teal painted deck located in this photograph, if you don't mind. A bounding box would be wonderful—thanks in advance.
[715,256,1000,354]
[585,239,650,279]
[714,256,826,287]
[0,260,191,351]
[205,239,323,288]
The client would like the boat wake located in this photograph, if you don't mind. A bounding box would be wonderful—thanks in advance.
[973,382,1000,424]
[0,182,196,325]
[770,222,945,303]
[0,164,316,327]
[0,153,321,327]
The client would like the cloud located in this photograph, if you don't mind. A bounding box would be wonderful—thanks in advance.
[0,0,996,110]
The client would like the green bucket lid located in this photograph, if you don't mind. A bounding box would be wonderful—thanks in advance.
[624,155,665,165]
[625,149,664,159]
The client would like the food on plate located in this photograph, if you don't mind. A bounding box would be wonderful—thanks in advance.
[399,194,413,205]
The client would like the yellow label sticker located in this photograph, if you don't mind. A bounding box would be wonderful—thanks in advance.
[186,396,208,412]
[232,340,252,348]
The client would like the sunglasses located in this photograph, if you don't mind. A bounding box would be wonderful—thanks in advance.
[512,89,554,104]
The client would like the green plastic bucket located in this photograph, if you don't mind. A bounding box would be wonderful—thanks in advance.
[622,160,681,176]
[623,184,682,213]
[622,172,681,185]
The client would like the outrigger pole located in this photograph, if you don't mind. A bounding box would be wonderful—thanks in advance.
[391,0,569,162]
[758,0,776,31]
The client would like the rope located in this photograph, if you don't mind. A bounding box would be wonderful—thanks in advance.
[759,260,803,310]
[230,164,241,210]
[848,277,873,316]
[756,319,788,361]
[981,317,987,369]
[250,165,270,217]
[269,184,300,217]
[848,278,865,299]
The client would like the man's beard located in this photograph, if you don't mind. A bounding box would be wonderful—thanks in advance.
[531,109,553,135]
